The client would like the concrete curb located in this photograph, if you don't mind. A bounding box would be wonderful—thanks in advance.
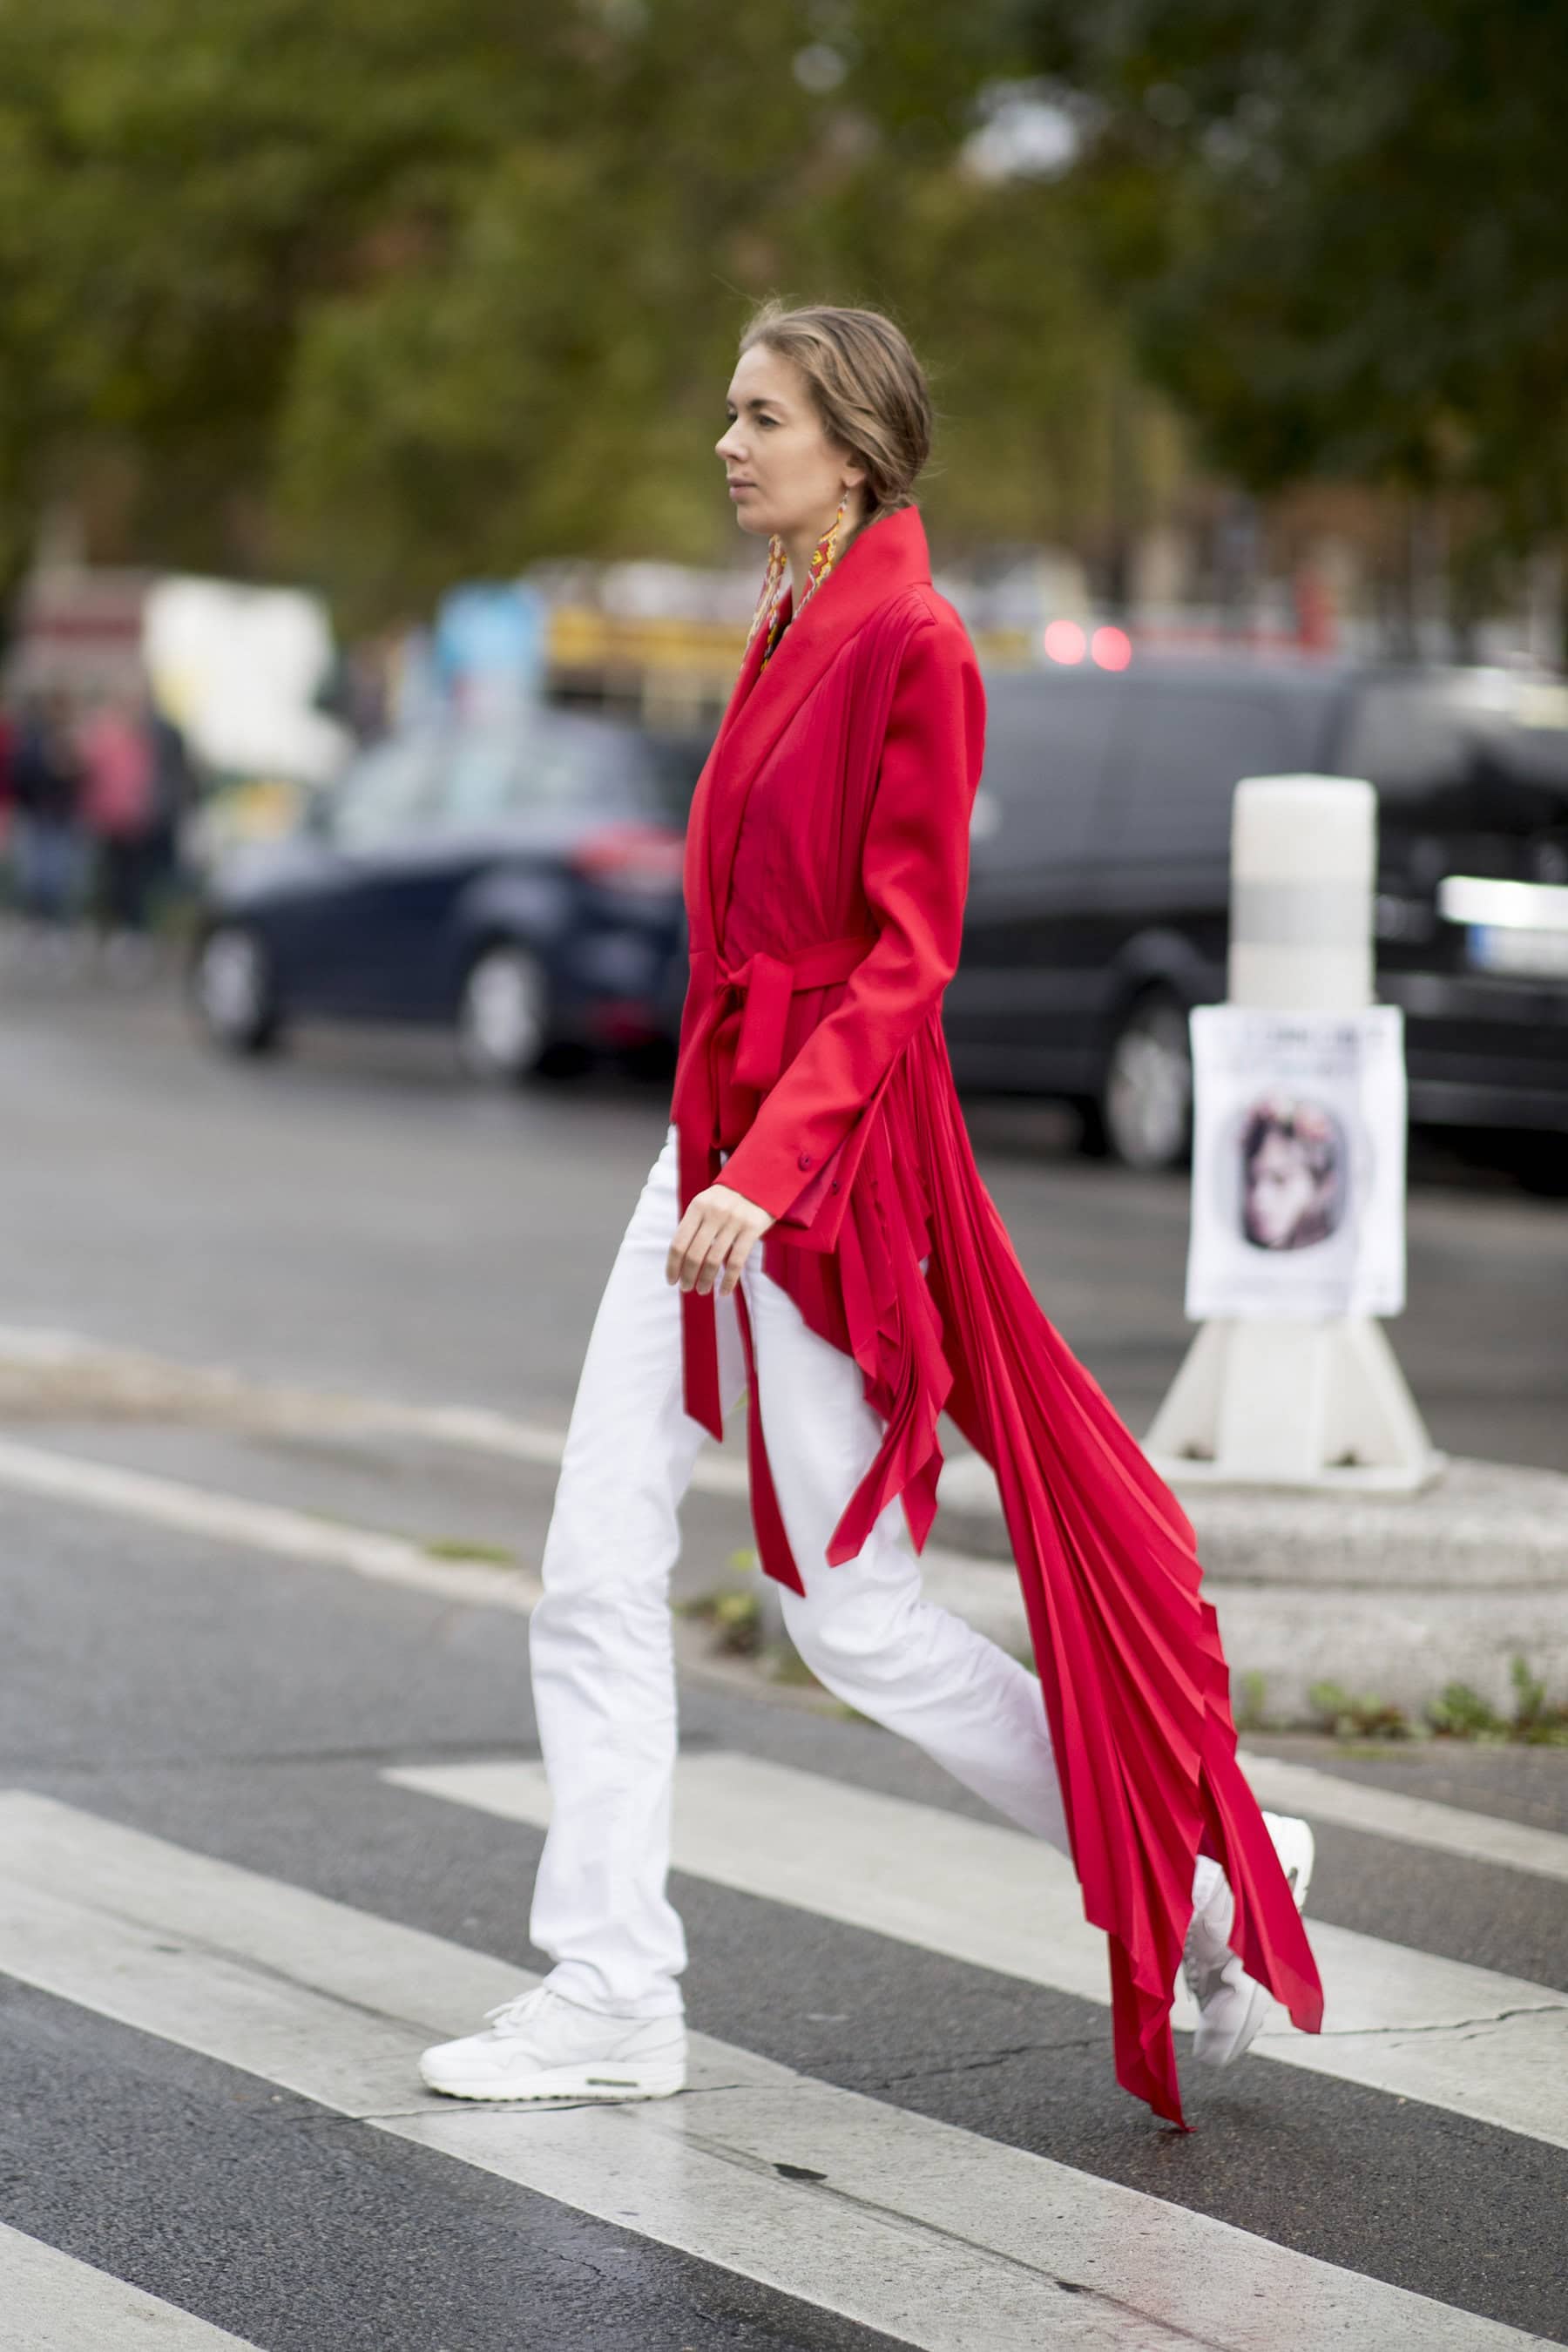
[932,1450,1568,1722]
[3,1324,1563,1727]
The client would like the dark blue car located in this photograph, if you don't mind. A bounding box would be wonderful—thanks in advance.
[190,710,700,1079]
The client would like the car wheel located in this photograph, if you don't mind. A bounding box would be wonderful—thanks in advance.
[191,923,282,1056]
[457,943,551,1083]
[1099,990,1193,1172]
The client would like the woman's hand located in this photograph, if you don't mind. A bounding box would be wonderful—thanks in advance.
[666,1181,775,1296]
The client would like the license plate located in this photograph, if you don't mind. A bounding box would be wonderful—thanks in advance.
[1467,923,1568,978]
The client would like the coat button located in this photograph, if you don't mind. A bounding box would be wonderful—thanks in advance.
[797,1151,813,1169]
[829,1179,840,1193]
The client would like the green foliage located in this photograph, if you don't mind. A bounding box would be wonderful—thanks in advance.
[0,0,1161,617]
[1425,1681,1507,1740]
[422,1535,518,1566]
[1234,1670,1269,1733]
[1022,0,1568,541]
[1423,1657,1568,1743]
[1504,1653,1568,1746]
[272,10,1146,617]
[0,0,531,576]
[1308,1654,1568,1744]
[6,1,1558,622]
[1306,1680,1414,1741]
[679,1548,768,1656]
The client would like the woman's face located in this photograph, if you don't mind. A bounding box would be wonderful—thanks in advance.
[716,343,865,544]
[1245,1128,1321,1248]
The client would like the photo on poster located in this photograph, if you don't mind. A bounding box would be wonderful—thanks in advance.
[1239,1093,1348,1253]
[1185,1006,1407,1321]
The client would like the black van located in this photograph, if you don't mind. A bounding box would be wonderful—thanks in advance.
[943,657,1568,1186]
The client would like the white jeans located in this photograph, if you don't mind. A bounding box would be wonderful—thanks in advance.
[526,1121,1076,2019]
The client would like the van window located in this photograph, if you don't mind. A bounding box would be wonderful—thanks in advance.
[1104,683,1294,861]
[973,673,1117,868]
[1341,675,1568,808]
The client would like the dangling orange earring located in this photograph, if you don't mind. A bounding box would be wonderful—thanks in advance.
[743,533,788,666]
[747,494,852,672]
[798,497,848,621]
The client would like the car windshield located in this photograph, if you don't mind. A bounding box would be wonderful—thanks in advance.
[431,726,604,827]
[1343,673,1568,801]
[329,735,442,848]
[324,715,663,845]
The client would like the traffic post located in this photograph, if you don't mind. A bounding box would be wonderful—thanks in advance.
[1144,775,1443,1490]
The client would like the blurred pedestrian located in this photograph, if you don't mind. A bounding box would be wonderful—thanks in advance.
[10,691,85,937]
[0,700,15,879]
[78,692,160,968]
[420,303,1324,2132]
[145,697,197,901]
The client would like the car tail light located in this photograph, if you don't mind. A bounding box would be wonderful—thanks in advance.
[572,822,686,895]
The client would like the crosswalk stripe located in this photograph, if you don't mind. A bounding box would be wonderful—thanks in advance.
[385,1754,1568,2153]
[0,2221,261,2350]
[0,1789,1551,2352]
[1235,1748,1568,1885]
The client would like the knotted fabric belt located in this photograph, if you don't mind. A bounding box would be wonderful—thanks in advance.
[672,930,875,1439]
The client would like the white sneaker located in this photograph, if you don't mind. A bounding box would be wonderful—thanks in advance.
[1185,1811,1315,2068]
[419,1984,687,2102]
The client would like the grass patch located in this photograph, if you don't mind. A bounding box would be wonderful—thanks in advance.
[1426,1656,1568,1747]
[1307,1653,1568,1747]
[1307,1681,1416,1741]
[676,1548,770,1657]
[422,1537,518,1568]
[1235,1671,1271,1733]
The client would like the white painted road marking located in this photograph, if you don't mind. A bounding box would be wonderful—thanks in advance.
[0,1322,745,1502]
[0,2221,262,2349]
[0,1791,1552,2352]
[0,1433,544,1613]
[387,1753,1568,2153]
[1236,1747,1568,1886]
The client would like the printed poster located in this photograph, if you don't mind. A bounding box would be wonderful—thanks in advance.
[1185,1004,1407,1321]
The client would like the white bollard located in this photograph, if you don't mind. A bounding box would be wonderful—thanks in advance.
[1228,774,1375,1013]
[1144,774,1444,1492]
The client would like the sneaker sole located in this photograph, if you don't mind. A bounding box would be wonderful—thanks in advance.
[419,2056,686,2103]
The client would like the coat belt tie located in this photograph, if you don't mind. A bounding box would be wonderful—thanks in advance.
[672,929,875,1440]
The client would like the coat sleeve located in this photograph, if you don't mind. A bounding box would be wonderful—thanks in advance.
[716,612,984,1227]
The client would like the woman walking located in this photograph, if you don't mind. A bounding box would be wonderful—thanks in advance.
[421,302,1323,2130]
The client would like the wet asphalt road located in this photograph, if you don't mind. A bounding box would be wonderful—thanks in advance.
[0,963,1565,2350]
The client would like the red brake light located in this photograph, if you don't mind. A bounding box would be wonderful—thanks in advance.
[1043,618,1086,664]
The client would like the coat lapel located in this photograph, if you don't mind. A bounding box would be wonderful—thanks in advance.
[699,505,933,952]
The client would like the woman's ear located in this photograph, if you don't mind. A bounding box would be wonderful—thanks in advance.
[834,443,868,498]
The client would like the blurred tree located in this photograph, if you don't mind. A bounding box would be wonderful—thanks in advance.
[274,3,1173,619]
[0,0,1177,621]
[0,0,565,582]
[1022,0,1568,633]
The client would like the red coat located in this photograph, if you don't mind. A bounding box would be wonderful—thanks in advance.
[670,504,1322,2129]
